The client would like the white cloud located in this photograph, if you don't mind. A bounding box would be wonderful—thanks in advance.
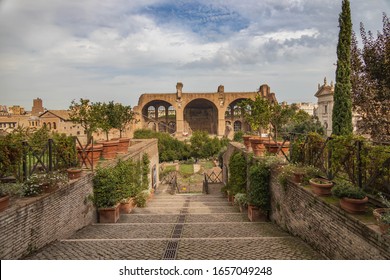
[0,0,389,109]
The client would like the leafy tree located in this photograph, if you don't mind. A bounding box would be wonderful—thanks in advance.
[133,129,190,162]
[69,98,100,143]
[332,0,353,136]
[269,103,295,140]
[351,13,390,142]
[190,131,223,159]
[286,110,325,135]
[233,130,244,142]
[240,95,271,135]
[111,103,138,138]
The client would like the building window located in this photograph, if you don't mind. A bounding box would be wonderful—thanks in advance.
[234,121,242,132]
[324,105,328,114]
[53,122,56,129]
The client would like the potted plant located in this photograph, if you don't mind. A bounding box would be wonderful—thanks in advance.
[0,185,11,212]
[67,167,83,181]
[309,177,334,196]
[240,96,272,157]
[0,182,22,211]
[331,181,368,214]
[234,192,248,212]
[111,103,137,154]
[93,167,121,223]
[373,193,390,234]
[134,189,150,208]
[247,161,270,222]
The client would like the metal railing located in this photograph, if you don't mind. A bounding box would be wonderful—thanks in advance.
[286,133,390,195]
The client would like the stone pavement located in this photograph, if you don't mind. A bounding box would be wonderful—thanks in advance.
[26,184,325,260]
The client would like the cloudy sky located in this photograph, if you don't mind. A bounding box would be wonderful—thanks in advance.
[0,0,388,110]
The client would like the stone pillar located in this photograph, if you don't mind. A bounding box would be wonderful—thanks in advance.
[175,103,184,137]
[217,106,226,137]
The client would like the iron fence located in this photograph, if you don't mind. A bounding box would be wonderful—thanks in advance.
[0,137,80,182]
[287,133,390,195]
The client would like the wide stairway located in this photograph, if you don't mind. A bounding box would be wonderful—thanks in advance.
[27,184,324,259]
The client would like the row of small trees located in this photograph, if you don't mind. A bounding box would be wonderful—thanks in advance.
[69,98,137,143]
[238,96,324,139]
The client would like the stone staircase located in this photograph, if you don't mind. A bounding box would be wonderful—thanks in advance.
[26,184,324,260]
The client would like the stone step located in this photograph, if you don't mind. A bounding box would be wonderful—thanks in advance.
[68,222,288,240]
[146,201,232,207]
[118,213,249,224]
[131,206,240,214]
[26,237,324,260]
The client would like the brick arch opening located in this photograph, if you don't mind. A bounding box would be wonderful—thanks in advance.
[225,98,251,133]
[141,100,176,133]
[184,98,218,135]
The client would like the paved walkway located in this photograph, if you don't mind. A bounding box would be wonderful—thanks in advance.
[26,184,324,260]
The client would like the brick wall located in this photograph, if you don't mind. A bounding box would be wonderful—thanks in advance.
[223,142,390,259]
[0,139,159,259]
[270,175,390,259]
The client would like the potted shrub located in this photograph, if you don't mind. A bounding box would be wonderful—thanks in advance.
[331,182,368,214]
[67,167,83,181]
[247,161,270,222]
[0,182,23,211]
[135,189,150,208]
[93,167,121,223]
[111,103,137,154]
[234,192,248,212]
[309,177,334,196]
[373,193,390,234]
[0,185,11,212]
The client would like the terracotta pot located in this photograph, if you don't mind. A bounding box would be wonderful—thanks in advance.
[339,196,368,214]
[309,178,334,196]
[243,135,252,151]
[77,144,103,168]
[101,140,119,159]
[67,168,82,180]
[373,208,390,234]
[279,141,290,154]
[120,198,136,214]
[265,142,279,154]
[292,171,305,184]
[250,137,266,157]
[113,137,131,154]
[0,195,10,212]
[98,203,120,223]
[247,205,267,222]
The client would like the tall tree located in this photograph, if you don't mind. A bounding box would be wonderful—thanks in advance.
[332,0,353,136]
[69,98,100,143]
[351,14,390,142]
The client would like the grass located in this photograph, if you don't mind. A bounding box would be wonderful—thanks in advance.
[163,165,176,172]
[200,161,214,170]
[179,164,194,175]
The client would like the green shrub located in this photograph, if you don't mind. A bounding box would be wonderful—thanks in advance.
[234,192,248,207]
[227,151,247,194]
[331,181,366,199]
[248,161,270,210]
[93,167,121,208]
[135,189,150,207]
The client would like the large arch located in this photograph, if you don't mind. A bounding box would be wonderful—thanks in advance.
[184,99,218,135]
[141,100,176,133]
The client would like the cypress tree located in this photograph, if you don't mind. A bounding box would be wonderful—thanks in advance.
[332,0,353,135]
